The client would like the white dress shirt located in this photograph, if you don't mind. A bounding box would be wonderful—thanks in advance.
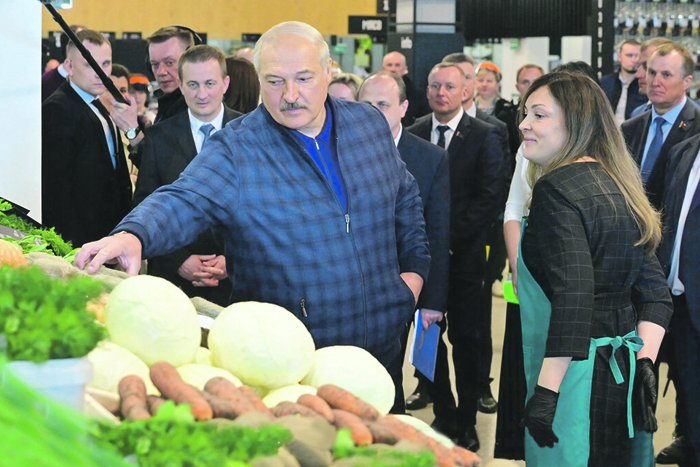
[394,125,403,147]
[189,104,225,154]
[430,108,464,150]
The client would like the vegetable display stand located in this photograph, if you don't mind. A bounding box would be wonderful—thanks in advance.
[7,357,93,411]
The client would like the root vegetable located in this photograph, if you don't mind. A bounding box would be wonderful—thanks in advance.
[118,375,150,421]
[362,420,398,445]
[271,401,324,420]
[332,409,373,446]
[150,361,213,420]
[147,395,166,416]
[203,377,256,415]
[316,384,379,421]
[377,415,463,467]
[239,385,274,417]
[201,392,256,420]
[297,393,335,423]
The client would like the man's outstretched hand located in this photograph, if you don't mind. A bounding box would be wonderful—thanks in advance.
[74,232,143,275]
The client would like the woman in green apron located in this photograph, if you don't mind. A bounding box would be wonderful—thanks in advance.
[516,72,673,466]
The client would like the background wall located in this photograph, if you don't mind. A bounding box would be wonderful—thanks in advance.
[42,0,378,39]
[2,0,42,219]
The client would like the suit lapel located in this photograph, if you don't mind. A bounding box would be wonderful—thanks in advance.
[664,100,696,154]
[412,116,432,142]
[174,112,197,164]
[447,113,471,164]
[670,139,700,223]
[63,83,113,166]
[632,112,652,164]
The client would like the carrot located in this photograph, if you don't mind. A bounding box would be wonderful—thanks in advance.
[362,420,398,445]
[297,393,335,423]
[199,392,249,420]
[239,385,275,417]
[149,361,213,421]
[147,395,166,416]
[203,377,256,416]
[271,401,325,419]
[376,415,462,467]
[118,375,151,421]
[332,409,373,446]
[451,446,481,467]
[316,384,380,421]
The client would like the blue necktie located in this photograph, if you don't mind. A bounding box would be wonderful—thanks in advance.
[436,125,449,149]
[92,98,118,169]
[199,123,215,150]
[642,117,666,183]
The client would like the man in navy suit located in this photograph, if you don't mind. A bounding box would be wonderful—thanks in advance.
[42,29,132,247]
[133,45,241,306]
[658,134,700,467]
[622,42,700,209]
[625,41,700,465]
[359,70,451,410]
[408,62,503,452]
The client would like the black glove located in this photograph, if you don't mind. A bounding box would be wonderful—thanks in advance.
[632,357,658,433]
[522,384,560,448]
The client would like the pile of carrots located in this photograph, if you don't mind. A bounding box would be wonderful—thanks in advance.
[117,361,479,467]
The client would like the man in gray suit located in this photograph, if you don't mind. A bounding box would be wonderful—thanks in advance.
[133,45,241,305]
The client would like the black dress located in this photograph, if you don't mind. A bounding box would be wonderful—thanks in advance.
[519,162,672,466]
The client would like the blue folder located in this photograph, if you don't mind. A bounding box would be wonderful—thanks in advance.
[409,309,440,382]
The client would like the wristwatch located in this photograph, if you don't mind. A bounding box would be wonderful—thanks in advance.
[125,126,141,140]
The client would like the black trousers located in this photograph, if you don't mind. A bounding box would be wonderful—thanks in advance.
[402,242,487,433]
[431,244,488,431]
[671,294,700,467]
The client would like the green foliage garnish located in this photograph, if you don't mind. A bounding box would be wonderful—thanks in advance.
[0,199,74,258]
[333,429,436,466]
[93,401,293,467]
[0,265,107,362]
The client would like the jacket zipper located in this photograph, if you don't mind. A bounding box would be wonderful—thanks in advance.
[300,298,307,317]
[312,138,350,234]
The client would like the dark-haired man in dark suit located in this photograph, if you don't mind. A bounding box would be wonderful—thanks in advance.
[110,26,197,169]
[442,53,511,414]
[133,45,241,305]
[359,70,450,414]
[408,62,503,452]
[42,29,132,247]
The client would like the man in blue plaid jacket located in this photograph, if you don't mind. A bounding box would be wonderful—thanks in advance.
[76,21,432,409]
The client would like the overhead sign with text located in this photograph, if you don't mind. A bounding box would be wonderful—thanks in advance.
[348,15,388,42]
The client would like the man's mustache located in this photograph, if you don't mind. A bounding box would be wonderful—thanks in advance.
[280,102,307,111]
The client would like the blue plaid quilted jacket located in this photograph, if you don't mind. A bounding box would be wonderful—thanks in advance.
[115,97,431,357]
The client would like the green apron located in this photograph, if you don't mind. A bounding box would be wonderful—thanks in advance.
[518,219,654,466]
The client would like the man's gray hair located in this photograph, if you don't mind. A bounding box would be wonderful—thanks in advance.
[253,21,330,75]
